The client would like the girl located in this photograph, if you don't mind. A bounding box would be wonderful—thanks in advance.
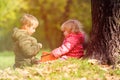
[40,19,85,62]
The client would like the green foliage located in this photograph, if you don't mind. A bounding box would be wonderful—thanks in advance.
[0,0,28,36]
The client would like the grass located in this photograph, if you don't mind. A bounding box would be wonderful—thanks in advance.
[0,51,14,69]
[0,51,120,80]
[0,49,50,69]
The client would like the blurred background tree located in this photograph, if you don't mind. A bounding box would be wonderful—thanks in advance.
[0,0,29,51]
[0,0,91,51]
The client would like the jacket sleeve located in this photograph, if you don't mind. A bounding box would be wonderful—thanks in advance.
[52,36,79,58]
[19,37,42,58]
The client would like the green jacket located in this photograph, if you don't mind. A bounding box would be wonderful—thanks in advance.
[12,28,42,68]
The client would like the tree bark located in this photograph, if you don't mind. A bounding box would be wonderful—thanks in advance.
[85,0,120,65]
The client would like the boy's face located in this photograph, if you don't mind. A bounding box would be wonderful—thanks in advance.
[27,25,37,35]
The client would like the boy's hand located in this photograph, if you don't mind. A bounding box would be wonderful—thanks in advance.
[38,43,42,48]
[31,57,40,64]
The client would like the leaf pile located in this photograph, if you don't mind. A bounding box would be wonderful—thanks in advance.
[0,59,120,80]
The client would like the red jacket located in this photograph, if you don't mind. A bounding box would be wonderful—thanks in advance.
[52,32,84,59]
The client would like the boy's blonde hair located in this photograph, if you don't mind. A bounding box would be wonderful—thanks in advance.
[61,19,84,33]
[20,14,39,27]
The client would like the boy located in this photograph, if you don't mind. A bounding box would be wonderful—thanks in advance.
[12,14,42,68]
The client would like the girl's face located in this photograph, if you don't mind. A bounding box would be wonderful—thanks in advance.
[63,30,69,37]
[63,27,71,37]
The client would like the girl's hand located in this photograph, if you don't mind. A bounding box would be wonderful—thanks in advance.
[52,50,61,58]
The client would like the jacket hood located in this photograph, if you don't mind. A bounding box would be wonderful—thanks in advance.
[12,28,27,42]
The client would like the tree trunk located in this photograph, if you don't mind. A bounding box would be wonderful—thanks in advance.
[85,0,120,65]
[62,0,72,21]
